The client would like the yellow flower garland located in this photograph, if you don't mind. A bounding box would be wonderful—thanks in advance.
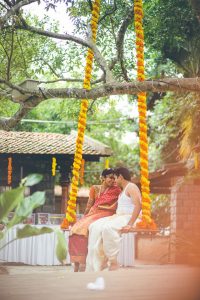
[7,157,12,185]
[134,0,156,229]
[63,0,101,227]
[105,158,110,169]
[79,159,85,185]
[52,157,57,176]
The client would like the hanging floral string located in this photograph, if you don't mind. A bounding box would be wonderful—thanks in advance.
[79,159,85,185]
[7,157,12,185]
[194,152,200,169]
[105,158,110,169]
[52,157,57,176]
[134,0,156,229]
[61,0,101,229]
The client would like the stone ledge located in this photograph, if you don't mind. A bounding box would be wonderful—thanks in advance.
[135,235,170,264]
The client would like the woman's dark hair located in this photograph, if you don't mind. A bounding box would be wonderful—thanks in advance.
[101,168,115,177]
[114,167,131,181]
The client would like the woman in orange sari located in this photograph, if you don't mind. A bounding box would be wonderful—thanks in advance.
[69,168,121,272]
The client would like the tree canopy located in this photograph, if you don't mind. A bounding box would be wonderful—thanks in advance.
[1,0,200,173]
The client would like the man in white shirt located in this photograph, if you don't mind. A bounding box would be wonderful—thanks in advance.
[86,167,142,271]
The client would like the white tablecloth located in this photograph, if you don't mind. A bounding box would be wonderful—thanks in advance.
[0,225,70,265]
[118,232,136,267]
[0,225,135,266]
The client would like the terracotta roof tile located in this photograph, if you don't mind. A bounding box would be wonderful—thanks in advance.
[0,130,112,156]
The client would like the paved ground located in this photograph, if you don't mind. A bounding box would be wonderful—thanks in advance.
[0,263,200,300]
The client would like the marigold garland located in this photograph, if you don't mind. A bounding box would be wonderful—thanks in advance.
[79,159,85,185]
[194,152,200,169]
[7,157,12,185]
[105,158,110,169]
[52,157,57,176]
[61,0,101,228]
[134,0,156,230]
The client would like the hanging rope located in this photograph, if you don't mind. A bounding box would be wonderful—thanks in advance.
[61,0,101,229]
[134,0,156,229]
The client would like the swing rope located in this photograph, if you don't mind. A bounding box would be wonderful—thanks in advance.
[61,0,101,229]
[134,0,156,229]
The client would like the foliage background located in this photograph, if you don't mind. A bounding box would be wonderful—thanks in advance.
[1,0,200,226]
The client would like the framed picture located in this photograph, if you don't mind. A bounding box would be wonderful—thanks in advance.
[36,213,50,225]
[49,214,65,225]
[23,214,35,225]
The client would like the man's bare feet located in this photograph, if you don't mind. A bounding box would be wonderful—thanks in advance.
[108,260,119,271]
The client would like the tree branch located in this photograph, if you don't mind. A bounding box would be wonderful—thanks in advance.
[16,21,91,48]
[16,20,112,81]
[41,78,200,99]
[89,40,114,83]
[0,96,41,130]
[2,0,13,8]
[1,77,200,101]
[116,8,134,81]
[0,1,10,10]
[35,76,104,85]
[1,77,200,129]
[0,78,33,95]
[87,0,93,11]
[6,26,14,81]
[99,0,117,24]
[0,0,38,28]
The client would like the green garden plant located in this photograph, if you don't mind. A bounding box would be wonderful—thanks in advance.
[0,174,67,264]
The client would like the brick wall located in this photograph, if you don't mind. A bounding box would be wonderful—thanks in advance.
[170,177,200,265]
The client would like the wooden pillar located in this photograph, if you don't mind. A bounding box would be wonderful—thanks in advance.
[60,180,70,214]
[60,161,71,214]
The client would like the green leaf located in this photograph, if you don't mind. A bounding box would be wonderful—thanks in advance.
[17,191,46,216]
[0,187,25,222]
[17,225,53,239]
[0,231,4,240]
[55,229,67,264]
[7,191,46,228]
[1,217,9,225]
[22,174,43,187]
[7,215,24,229]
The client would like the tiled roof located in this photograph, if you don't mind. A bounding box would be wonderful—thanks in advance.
[132,162,189,194]
[0,130,112,156]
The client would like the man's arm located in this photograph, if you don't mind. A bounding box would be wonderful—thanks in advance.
[120,183,142,233]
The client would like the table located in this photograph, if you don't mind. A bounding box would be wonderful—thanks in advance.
[0,225,70,265]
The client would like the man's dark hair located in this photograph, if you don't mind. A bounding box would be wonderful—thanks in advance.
[101,168,115,177]
[114,167,131,181]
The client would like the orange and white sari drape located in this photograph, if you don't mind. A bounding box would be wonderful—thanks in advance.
[69,185,121,264]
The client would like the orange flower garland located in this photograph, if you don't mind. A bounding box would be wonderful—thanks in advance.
[134,0,156,230]
[79,159,85,185]
[52,157,57,176]
[62,0,101,228]
[7,157,12,185]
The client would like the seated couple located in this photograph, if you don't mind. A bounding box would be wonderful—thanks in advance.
[69,167,142,272]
